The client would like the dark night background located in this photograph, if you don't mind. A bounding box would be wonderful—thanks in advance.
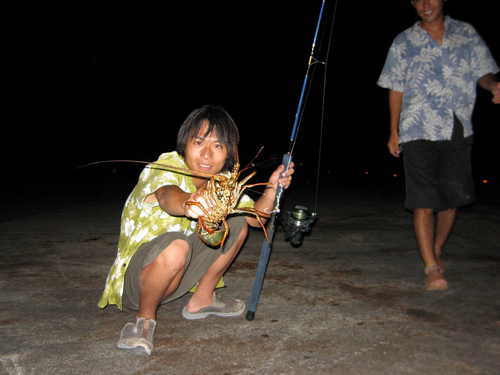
[4,1,499,207]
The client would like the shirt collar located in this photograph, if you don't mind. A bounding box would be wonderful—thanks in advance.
[413,15,453,32]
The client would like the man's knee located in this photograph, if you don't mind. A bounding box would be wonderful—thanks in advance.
[154,239,189,271]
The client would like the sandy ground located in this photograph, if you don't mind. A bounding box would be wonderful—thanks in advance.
[1,173,499,375]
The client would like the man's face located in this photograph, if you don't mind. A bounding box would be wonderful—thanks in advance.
[184,122,228,178]
[412,0,445,25]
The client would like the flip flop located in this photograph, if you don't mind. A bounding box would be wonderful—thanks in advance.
[424,265,448,291]
[182,292,245,320]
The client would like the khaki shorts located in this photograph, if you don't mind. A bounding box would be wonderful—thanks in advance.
[122,216,247,310]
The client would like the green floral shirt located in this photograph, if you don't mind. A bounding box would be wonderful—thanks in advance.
[98,151,254,310]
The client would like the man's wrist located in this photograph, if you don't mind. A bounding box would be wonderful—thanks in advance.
[262,186,276,198]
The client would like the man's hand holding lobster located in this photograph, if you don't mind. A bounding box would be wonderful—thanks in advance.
[154,184,209,219]
[183,187,211,219]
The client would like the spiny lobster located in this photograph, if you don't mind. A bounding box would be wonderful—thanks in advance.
[81,151,272,247]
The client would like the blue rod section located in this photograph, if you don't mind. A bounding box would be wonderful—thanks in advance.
[289,0,326,145]
[246,0,325,321]
[246,153,292,320]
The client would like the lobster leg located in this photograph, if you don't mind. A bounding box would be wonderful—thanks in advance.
[234,207,271,243]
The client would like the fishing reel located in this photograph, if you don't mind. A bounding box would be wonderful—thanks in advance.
[279,205,317,246]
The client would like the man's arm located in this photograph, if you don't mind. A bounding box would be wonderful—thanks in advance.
[149,163,294,227]
[151,185,208,218]
[388,89,404,157]
[247,163,294,228]
[477,73,500,104]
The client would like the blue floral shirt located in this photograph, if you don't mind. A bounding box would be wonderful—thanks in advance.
[377,17,498,143]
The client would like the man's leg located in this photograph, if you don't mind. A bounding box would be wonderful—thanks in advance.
[118,237,190,356]
[136,239,190,320]
[434,208,456,270]
[185,223,248,313]
[414,208,454,289]
[414,208,456,267]
[413,208,436,269]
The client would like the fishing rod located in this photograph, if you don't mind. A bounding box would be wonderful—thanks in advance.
[246,0,327,321]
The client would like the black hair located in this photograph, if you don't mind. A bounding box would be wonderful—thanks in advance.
[176,105,240,172]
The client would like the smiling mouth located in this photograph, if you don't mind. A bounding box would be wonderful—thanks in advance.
[197,163,213,170]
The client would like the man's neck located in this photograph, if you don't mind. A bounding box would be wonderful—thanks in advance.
[419,16,446,45]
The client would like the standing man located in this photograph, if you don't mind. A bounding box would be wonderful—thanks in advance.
[377,0,499,290]
[98,105,294,355]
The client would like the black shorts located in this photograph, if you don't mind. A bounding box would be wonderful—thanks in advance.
[401,118,475,211]
[122,216,247,310]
